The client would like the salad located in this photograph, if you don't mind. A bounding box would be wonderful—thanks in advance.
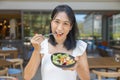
[51,53,76,67]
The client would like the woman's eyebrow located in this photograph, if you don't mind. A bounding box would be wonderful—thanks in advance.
[54,19,70,23]
[64,21,70,23]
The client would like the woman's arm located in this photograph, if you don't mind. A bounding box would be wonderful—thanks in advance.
[24,50,41,80]
[24,34,44,80]
[76,51,90,80]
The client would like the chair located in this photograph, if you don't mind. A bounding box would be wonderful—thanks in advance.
[7,58,24,78]
[0,53,10,59]
[0,68,8,76]
[0,76,17,80]
[92,70,120,80]
[101,41,108,46]
[97,48,110,57]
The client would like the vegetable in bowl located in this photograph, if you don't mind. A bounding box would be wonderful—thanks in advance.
[51,53,76,68]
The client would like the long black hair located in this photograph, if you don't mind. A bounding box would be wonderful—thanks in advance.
[48,4,79,50]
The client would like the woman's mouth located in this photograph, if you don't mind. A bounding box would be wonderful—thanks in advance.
[55,32,64,37]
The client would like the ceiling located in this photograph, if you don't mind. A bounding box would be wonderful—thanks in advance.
[0,0,119,2]
[0,0,120,19]
[0,10,21,20]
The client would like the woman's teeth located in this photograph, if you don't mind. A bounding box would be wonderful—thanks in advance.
[56,33,63,37]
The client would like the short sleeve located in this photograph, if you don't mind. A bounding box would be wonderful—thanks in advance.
[72,40,87,57]
[40,39,48,54]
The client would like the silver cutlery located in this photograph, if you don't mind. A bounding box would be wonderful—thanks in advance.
[44,33,54,37]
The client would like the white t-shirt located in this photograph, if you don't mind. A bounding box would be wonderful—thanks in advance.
[40,39,87,80]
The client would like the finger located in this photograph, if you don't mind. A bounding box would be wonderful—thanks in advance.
[70,68,74,71]
[33,37,43,41]
[75,57,79,61]
[32,34,44,41]
[31,35,45,45]
[62,68,74,71]
[33,34,42,39]
[35,33,38,35]
[62,67,75,70]
[31,39,42,45]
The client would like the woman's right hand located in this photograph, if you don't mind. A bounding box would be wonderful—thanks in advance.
[31,34,45,51]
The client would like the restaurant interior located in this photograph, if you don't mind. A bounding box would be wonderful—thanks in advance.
[0,1,120,80]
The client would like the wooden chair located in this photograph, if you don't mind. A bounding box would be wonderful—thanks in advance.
[7,58,24,78]
[0,76,17,80]
[0,68,8,76]
[92,70,120,80]
[0,53,10,59]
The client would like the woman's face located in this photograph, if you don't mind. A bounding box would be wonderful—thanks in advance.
[51,12,72,41]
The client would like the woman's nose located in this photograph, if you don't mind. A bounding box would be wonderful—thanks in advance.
[57,24,63,31]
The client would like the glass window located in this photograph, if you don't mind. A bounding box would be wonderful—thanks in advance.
[75,13,102,52]
[23,11,51,41]
[75,13,102,40]
[0,11,21,40]
[112,14,120,42]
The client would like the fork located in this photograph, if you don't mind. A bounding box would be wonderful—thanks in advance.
[44,33,54,37]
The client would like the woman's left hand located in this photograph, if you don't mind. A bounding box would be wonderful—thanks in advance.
[62,57,79,71]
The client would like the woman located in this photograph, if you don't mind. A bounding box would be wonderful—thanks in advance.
[24,4,90,80]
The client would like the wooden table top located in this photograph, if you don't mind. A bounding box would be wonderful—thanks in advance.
[88,57,120,69]
[0,59,13,67]
[111,45,120,50]
[0,49,18,58]
[0,49,18,52]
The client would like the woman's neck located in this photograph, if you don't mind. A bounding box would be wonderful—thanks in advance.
[56,44,64,48]
[55,37,66,45]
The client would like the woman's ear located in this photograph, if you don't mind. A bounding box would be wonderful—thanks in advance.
[70,25,72,31]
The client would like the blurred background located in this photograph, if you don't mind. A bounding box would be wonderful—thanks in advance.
[0,0,120,79]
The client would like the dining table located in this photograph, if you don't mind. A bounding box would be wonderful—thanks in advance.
[88,57,120,69]
[88,57,120,80]
[0,49,18,58]
[111,45,120,50]
[0,59,13,68]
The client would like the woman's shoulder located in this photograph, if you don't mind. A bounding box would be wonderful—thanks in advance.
[72,40,87,57]
[76,40,87,47]
[40,39,48,54]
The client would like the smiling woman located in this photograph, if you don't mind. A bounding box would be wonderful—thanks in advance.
[24,4,90,80]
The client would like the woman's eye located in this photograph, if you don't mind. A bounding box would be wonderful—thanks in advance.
[54,20,59,24]
[64,23,70,25]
